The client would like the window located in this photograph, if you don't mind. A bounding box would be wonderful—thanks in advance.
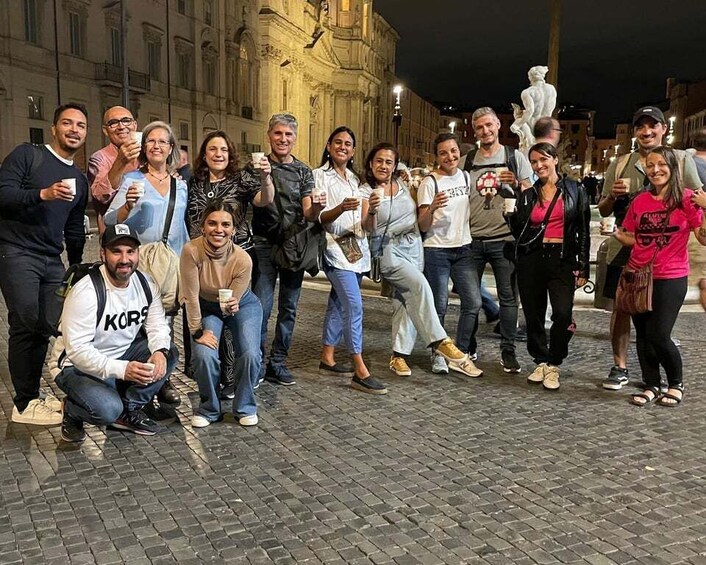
[147,40,161,80]
[177,0,187,14]
[571,124,580,134]
[110,27,122,66]
[203,58,216,95]
[27,95,43,119]
[341,0,350,10]
[282,79,288,111]
[176,52,192,88]
[29,127,44,144]
[68,12,83,57]
[24,0,39,44]
[179,121,189,140]
[204,0,213,25]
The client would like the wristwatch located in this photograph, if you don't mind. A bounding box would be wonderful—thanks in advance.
[192,329,204,340]
[156,348,170,358]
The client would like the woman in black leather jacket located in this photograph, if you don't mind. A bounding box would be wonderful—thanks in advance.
[507,142,590,391]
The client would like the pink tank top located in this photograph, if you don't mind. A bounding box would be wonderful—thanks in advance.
[530,196,564,239]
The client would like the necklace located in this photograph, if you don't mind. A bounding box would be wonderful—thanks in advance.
[148,169,169,182]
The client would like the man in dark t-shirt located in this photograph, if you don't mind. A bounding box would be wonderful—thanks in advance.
[0,103,88,425]
[251,113,317,386]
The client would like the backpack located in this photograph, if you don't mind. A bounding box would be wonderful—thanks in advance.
[55,262,153,327]
[137,177,181,315]
[463,145,519,179]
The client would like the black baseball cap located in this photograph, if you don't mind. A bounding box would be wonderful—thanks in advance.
[632,106,666,126]
[101,223,141,247]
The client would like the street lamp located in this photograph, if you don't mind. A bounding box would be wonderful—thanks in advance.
[392,84,403,149]
[449,120,456,134]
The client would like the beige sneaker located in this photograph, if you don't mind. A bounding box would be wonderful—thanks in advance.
[543,365,560,390]
[389,356,412,376]
[527,363,547,384]
[12,399,62,425]
[448,358,483,378]
[433,338,467,363]
[41,393,63,412]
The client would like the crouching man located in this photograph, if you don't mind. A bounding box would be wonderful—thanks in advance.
[51,223,179,442]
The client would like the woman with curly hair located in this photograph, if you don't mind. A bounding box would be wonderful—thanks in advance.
[186,130,274,252]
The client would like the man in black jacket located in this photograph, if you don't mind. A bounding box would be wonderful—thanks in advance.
[0,103,88,425]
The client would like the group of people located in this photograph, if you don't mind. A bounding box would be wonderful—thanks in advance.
[1,100,705,444]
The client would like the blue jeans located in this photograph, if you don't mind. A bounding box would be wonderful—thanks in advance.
[191,291,262,420]
[251,239,305,371]
[55,336,178,424]
[481,282,500,319]
[423,245,475,353]
[322,264,363,354]
[468,240,518,354]
[0,245,65,411]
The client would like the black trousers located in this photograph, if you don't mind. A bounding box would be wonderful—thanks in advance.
[632,276,687,388]
[516,244,576,366]
[0,245,64,411]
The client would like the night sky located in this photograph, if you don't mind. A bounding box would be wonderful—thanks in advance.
[374,0,706,137]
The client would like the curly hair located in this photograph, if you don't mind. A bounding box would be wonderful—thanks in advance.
[193,131,239,182]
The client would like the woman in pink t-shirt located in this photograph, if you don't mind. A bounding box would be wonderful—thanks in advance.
[616,146,706,407]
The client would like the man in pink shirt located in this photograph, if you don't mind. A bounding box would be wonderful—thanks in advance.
[88,106,140,233]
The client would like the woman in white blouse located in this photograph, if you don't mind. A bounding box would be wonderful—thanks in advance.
[310,127,386,395]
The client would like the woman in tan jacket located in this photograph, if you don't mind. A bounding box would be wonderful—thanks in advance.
[180,201,263,427]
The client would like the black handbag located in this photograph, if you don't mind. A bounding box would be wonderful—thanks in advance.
[369,189,393,283]
[516,188,561,253]
[270,189,324,274]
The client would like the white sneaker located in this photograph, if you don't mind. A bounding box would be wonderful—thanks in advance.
[448,358,483,378]
[12,399,62,425]
[239,414,258,426]
[431,354,449,374]
[527,363,547,384]
[40,392,63,412]
[543,365,560,390]
[191,415,211,428]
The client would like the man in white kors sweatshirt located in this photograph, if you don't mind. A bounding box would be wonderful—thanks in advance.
[52,223,178,442]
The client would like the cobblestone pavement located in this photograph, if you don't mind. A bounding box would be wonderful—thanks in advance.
[1,244,706,564]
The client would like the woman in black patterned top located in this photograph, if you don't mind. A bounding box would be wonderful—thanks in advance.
[185,131,274,395]
[187,131,275,252]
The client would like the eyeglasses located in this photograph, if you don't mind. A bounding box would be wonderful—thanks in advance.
[145,139,172,147]
[552,128,563,133]
[104,117,135,129]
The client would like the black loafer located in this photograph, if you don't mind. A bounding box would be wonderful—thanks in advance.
[350,375,388,395]
[319,361,354,375]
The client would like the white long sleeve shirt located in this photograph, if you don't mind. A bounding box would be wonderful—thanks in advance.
[50,266,172,380]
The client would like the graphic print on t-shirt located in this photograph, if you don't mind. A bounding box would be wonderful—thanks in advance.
[476,171,501,209]
[635,210,678,248]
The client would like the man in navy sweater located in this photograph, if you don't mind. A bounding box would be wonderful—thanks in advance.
[0,103,89,425]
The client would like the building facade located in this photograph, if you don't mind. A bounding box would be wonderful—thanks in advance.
[0,0,401,169]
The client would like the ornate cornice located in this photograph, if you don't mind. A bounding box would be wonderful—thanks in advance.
[261,44,283,61]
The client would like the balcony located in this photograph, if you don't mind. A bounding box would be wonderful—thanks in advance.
[95,63,150,93]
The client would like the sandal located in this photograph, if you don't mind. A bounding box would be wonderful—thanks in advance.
[631,386,660,407]
[657,384,684,407]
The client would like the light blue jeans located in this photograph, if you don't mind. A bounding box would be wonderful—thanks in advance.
[191,290,262,420]
[375,233,447,355]
[322,264,364,354]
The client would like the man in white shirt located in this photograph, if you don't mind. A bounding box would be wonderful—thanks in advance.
[52,224,178,442]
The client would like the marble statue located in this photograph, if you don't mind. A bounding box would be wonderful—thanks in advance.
[510,103,535,155]
[512,65,557,153]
